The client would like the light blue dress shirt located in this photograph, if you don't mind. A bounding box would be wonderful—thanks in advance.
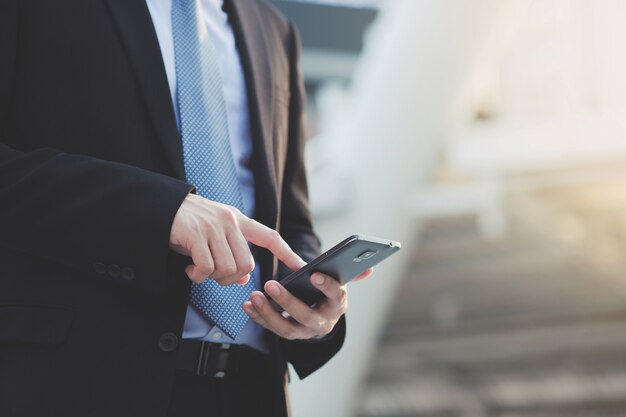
[145,0,268,353]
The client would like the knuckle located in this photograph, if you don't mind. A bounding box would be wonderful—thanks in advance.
[191,267,203,279]
[215,278,230,287]
[304,313,319,329]
[210,267,228,281]
[235,267,248,279]
[337,287,348,305]
[236,261,253,277]
[320,322,334,335]
[340,299,348,314]
[219,206,238,225]
[222,263,237,277]
[192,272,208,283]
[298,313,321,329]
[269,229,281,242]
[199,263,214,278]
[282,327,297,340]
[225,276,242,286]
[243,258,255,274]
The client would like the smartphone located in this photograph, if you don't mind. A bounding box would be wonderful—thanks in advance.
[271,234,401,309]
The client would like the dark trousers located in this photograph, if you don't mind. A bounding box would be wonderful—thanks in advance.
[167,348,290,417]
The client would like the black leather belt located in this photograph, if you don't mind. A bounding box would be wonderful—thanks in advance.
[176,340,263,378]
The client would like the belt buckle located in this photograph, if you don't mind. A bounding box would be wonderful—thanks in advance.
[196,342,236,378]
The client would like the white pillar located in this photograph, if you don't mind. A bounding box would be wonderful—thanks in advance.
[290,1,503,416]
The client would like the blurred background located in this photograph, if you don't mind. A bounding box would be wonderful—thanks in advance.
[269,1,626,416]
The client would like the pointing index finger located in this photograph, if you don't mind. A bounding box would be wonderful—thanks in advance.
[240,218,306,271]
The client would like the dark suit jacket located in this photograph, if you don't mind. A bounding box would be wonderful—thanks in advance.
[0,0,345,416]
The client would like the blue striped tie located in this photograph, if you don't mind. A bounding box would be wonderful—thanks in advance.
[172,0,255,338]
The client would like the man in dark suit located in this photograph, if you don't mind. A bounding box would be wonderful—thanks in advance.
[0,0,372,416]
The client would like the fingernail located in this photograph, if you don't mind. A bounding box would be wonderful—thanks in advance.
[314,274,325,285]
[242,301,253,314]
[252,295,264,308]
[267,282,281,297]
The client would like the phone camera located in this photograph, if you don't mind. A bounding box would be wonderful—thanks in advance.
[353,250,377,262]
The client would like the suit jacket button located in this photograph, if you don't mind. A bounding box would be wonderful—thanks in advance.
[159,333,179,352]
[121,267,135,281]
[108,264,121,278]
[93,262,107,275]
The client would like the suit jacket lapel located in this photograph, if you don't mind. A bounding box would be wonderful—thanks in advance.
[104,0,278,224]
[104,0,186,180]
[226,0,278,229]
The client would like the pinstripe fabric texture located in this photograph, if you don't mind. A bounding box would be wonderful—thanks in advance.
[172,0,254,338]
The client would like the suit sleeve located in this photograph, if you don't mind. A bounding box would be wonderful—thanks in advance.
[0,1,193,294]
[278,22,347,379]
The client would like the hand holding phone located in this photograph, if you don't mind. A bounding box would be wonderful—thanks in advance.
[244,234,401,340]
[270,234,401,309]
